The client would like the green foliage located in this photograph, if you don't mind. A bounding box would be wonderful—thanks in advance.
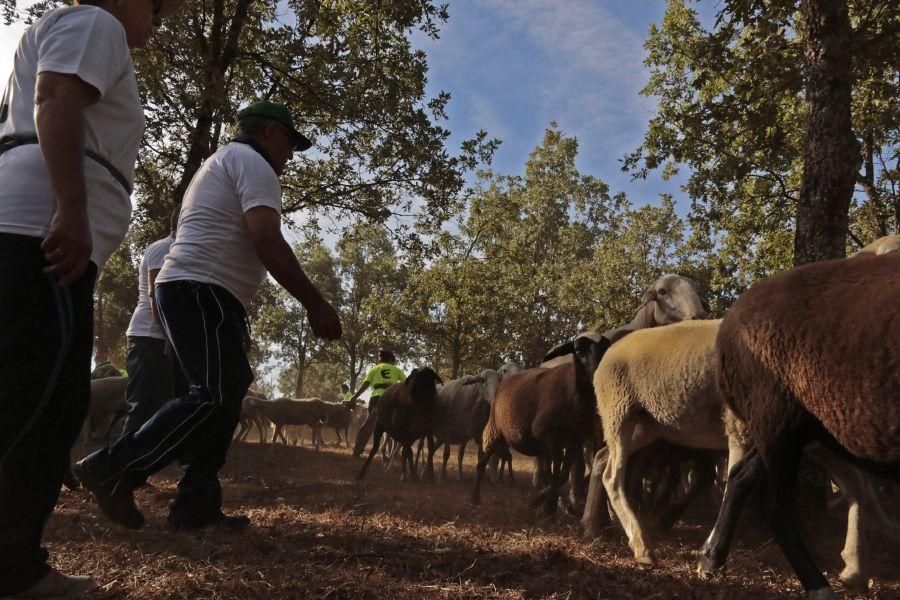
[627,0,898,274]
[94,237,139,366]
[376,126,698,376]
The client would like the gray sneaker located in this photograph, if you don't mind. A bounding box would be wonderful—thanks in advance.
[6,568,97,599]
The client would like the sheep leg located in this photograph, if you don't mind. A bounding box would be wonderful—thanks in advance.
[502,449,514,483]
[805,443,871,592]
[272,424,281,444]
[758,436,834,598]
[254,417,267,444]
[698,448,763,578]
[440,440,451,482]
[235,417,249,441]
[582,446,612,537]
[472,440,501,505]
[402,444,419,483]
[423,435,436,483]
[657,451,718,533]
[312,425,322,451]
[358,426,385,480]
[104,410,126,441]
[569,442,587,505]
[457,441,466,481]
[602,425,655,565]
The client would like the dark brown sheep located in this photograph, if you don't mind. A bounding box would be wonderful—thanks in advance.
[701,252,900,599]
[358,367,444,482]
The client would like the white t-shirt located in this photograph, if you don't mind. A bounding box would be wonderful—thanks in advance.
[0,5,142,267]
[157,142,282,307]
[126,235,173,339]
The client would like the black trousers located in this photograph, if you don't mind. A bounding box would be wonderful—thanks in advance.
[82,280,252,524]
[0,233,96,596]
[122,336,175,435]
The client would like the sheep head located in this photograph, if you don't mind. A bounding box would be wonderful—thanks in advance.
[634,274,709,327]
[497,361,523,378]
[461,369,502,403]
[405,367,443,404]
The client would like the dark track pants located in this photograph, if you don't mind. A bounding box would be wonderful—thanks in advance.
[0,233,96,596]
[82,280,252,524]
[122,336,174,436]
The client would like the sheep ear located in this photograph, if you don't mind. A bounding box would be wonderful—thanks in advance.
[638,287,656,307]
[542,340,575,363]
[601,327,635,345]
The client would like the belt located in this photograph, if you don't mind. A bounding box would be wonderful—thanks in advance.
[0,135,133,195]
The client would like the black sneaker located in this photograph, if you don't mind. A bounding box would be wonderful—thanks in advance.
[167,511,250,531]
[72,460,145,530]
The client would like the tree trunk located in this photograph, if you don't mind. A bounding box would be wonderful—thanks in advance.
[294,354,306,398]
[793,0,860,265]
[172,0,254,204]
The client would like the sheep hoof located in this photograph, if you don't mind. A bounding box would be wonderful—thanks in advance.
[634,554,655,568]
[807,587,837,600]
[838,570,867,593]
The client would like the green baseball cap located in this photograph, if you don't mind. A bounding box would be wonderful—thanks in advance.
[236,100,313,151]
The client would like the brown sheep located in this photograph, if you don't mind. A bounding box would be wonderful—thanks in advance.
[358,367,444,482]
[701,251,900,600]
[472,334,612,513]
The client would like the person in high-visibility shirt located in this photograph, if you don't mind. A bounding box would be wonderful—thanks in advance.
[351,349,405,457]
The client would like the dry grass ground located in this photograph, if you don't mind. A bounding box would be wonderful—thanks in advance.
[50,433,900,599]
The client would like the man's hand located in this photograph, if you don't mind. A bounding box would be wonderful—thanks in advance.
[245,205,343,341]
[306,298,342,340]
[41,207,92,286]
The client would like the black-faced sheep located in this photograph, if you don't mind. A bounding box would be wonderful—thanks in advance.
[700,251,900,599]
[472,334,612,513]
[358,367,444,482]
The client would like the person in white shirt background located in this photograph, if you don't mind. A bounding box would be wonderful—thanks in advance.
[0,0,184,596]
[120,206,181,436]
[76,101,342,534]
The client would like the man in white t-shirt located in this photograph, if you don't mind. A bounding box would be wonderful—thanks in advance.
[0,0,183,596]
[120,207,179,435]
[77,101,342,531]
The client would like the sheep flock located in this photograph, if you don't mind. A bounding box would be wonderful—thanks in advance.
[81,240,900,599]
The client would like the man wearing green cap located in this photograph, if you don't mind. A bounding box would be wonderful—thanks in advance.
[76,100,341,531]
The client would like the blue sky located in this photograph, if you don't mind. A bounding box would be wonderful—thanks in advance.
[0,1,721,215]
[409,0,712,212]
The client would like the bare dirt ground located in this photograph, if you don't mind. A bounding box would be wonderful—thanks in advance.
[50,434,900,599]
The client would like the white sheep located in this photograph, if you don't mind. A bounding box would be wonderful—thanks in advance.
[586,318,893,592]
